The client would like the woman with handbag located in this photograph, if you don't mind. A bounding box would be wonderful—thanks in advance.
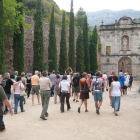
[14,76,25,114]
[54,74,61,104]
[78,72,90,113]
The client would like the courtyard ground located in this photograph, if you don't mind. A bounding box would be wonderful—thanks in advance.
[1,81,140,140]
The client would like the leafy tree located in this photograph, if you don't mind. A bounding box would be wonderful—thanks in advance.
[0,0,5,75]
[48,6,57,73]
[59,11,68,73]
[83,15,90,72]
[76,7,86,29]
[33,0,44,72]
[76,29,85,74]
[69,0,75,71]
[13,0,24,74]
[90,26,98,73]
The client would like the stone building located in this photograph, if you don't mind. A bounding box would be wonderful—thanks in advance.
[98,16,140,78]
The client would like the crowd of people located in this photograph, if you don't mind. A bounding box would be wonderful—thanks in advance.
[0,68,135,132]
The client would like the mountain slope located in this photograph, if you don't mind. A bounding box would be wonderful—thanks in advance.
[87,9,140,26]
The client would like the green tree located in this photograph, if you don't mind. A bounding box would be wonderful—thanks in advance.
[33,0,44,72]
[69,0,75,71]
[13,0,24,74]
[83,15,90,72]
[76,7,86,29]
[59,11,68,73]
[76,29,85,74]
[48,6,57,73]
[0,0,5,75]
[90,26,98,73]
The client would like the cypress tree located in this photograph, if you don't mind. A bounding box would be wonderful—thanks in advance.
[33,0,44,72]
[76,29,85,74]
[0,0,5,75]
[90,26,98,73]
[13,0,24,74]
[48,6,57,73]
[59,11,68,73]
[83,15,90,72]
[69,0,75,71]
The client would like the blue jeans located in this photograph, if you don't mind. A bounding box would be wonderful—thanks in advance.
[5,94,11,112]
[0,116,3,131]
[14,94,24,113]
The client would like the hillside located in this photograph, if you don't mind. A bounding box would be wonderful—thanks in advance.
[23,0,70,28]
[87,9,140,26]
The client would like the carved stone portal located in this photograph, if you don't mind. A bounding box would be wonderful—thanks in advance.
[118,57,132,74]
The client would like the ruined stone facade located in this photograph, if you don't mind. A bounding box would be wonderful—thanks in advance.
[99,16,140,78]
[5,16,79,73]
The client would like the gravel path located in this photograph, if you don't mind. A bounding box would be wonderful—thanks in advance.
[1,81,140,140]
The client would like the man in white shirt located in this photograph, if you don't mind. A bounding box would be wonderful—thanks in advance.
[39,71,52,120]
[103,72,108,88]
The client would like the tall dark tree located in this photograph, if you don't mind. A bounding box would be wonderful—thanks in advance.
[69,0,75,71]
[76,29,85,74]
[76,7,86,29]
[13,0,24,74]
[0,0,5,75]
[59,11,68,73]
[90,26,98,73]
[83,15,90,72]
[48,6,57,73]
[33,0,44,72]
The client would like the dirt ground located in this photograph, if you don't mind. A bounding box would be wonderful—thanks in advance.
[1,81,140,140]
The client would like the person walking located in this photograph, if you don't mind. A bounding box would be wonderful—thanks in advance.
[2,73,18,114]
[103,72,108,90]
[129,74,133,87]
[26,74,32,98]
[31,71,40,105]
[107,71,114,105]
[91,72,103,115]
[59,75,71,113]
[110,76,121,116]
[78,72,90,113]
[39,71,52,120]
[73,73,80,102]
[118,73,125,96]
[10,75,16,109]
[0,85,13,132]
[13,76,25,114]
[54,75,61,104]
[124,73,129,94]
[49,70,56,97]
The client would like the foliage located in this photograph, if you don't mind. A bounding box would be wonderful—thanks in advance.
[0,0,5,75]
[76,29,85,74]
[13,0,24,74]
[3,0,25,37]
[83,15,90,72]
[68,0,75,72]
[76,7,86,29]
[48,6,57,73]
[59,11,68,73]
[23,0,70,28]
[98,43,102,52]
[90,26,98,73]
[33,0,44,72]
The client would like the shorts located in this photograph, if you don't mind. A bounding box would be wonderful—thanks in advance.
[74,86,80,93]
[31,85,39,95]
[94,90,103,102]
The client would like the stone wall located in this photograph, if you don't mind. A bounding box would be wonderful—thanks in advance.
[5,16,79,74]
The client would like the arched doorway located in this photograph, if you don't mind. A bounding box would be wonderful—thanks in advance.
[118,57,132,74]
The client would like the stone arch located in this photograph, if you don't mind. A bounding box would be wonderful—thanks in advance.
[118,57,132,74]
[121,35,129,50]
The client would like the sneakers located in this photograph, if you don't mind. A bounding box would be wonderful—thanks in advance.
[96,108,100,115]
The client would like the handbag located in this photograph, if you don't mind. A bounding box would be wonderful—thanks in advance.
[20,83,27,97]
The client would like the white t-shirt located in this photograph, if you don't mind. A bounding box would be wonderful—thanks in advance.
[67,75,71,83]
[111,81,121,96]
[60,80,70,93]
[103,74,107,81]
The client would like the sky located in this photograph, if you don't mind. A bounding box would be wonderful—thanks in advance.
[54,0,140,12]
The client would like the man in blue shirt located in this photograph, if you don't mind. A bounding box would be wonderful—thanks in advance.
[118,74,125,96]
